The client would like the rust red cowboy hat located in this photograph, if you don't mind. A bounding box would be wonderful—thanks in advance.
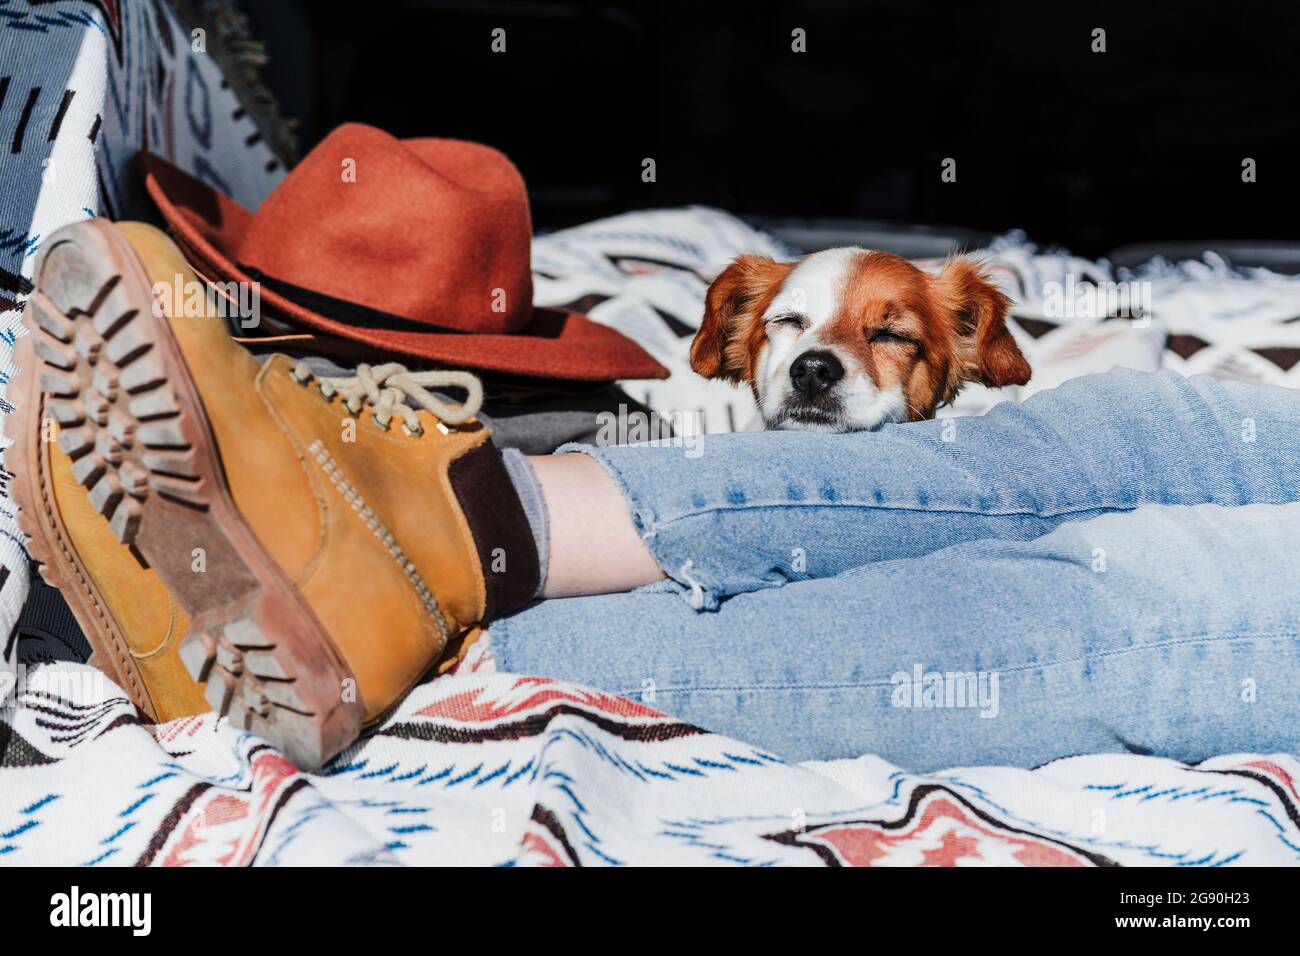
[137,123,668,382]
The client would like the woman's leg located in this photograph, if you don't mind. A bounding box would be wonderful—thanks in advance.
[534,369,1300,608]
[493,500,1300,768]
[531,453,665,597]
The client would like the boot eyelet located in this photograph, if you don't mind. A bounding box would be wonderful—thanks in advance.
[401,423,424,438]
[370,413,390,432]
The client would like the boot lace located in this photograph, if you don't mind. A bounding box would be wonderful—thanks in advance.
[292,361,484,435]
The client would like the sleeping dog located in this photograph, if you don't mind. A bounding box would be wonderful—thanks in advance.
[690,248,1031,432]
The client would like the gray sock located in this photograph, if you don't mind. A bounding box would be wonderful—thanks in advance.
[500,448,549,597]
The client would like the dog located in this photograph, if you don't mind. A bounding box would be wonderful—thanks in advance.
[689,247,1031,432]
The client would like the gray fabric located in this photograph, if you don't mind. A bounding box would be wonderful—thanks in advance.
[477,387,663,454]
[500,448,549,598]
[266,350,663,454]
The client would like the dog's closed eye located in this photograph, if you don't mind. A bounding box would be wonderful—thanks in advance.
[766,312,806,330]
[869,329,917,346]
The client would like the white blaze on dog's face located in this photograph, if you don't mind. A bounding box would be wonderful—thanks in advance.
[689,247,1031,432]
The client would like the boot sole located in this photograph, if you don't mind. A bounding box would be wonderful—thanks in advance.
[8,219,364,769]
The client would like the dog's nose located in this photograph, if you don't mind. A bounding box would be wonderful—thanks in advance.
[790,350,844,398]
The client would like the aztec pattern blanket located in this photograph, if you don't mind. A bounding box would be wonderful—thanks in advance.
[3,663,1299,866]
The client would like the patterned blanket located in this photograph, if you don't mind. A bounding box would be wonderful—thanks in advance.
[3,663,1298,866]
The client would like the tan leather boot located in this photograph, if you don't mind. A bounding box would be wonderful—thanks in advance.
[10,417,208,721]
[10,219,538,767]
[12,248,208,724]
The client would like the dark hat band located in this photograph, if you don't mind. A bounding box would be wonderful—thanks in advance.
[240,264,470,336]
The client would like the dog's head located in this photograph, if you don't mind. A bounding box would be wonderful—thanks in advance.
[690,247,1031,432]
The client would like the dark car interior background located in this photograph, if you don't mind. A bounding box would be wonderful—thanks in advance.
[242,0,1300,268]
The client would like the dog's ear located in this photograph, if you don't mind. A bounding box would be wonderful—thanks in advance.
[691,255,792,383]
[934,257,1031,388]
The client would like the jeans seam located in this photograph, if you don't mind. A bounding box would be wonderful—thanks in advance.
[619,630,1299,695]
[648,499,1142,529]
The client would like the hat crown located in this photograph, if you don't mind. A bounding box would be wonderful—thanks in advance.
[238,123,533,334]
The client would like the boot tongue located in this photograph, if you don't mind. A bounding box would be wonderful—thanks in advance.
[236,123,534,337]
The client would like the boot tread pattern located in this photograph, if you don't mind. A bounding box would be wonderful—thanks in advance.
[10,221,362,769]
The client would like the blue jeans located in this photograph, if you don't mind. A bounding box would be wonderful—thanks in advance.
[491,370,1300,770]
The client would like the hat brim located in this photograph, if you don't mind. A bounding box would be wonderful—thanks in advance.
[137,152,669,382]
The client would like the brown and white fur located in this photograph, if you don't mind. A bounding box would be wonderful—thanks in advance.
[690,247,1031,432]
